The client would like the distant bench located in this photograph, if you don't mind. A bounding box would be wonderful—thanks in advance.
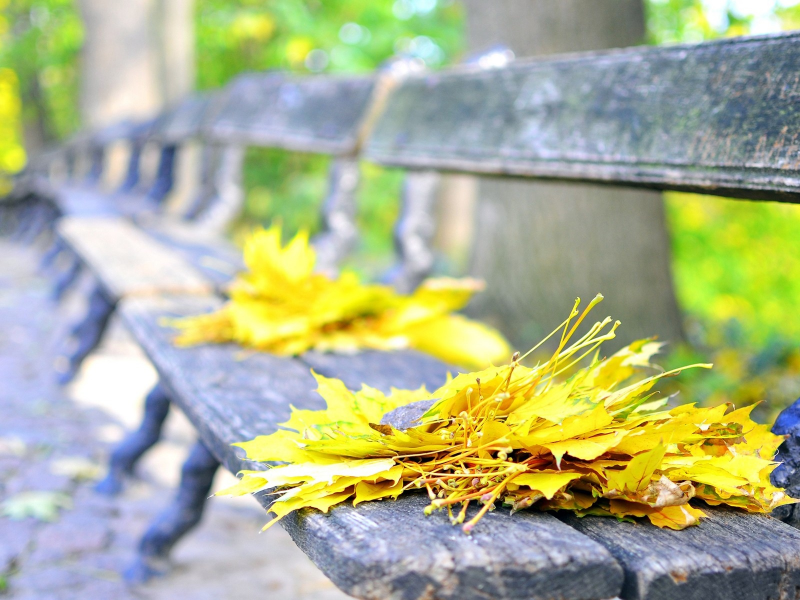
[37,32,800,600]
[48,72,384,384]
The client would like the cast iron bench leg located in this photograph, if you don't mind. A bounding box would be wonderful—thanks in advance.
[56,282,115,385]
[95,383,171,495]
[52,251,83,302]
[10,204,34,242]
[18,201,51,245]
[772,397,800,527]
[39,237,65,275]
[124,440,220,583]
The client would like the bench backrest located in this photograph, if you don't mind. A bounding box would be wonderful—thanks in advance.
[205,72,377,155]
[196,71,382,267]
[127,93,223,206]
[366,32,800,203]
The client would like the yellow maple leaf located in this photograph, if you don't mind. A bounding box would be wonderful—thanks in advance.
[216,295,795,533]
[170,224,511,369]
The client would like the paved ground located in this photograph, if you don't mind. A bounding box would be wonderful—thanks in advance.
[0,236,352,600]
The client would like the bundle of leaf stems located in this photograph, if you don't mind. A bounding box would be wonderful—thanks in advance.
[403,295,653,531]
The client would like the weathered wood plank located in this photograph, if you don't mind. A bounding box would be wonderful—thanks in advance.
[207,72,378,155]
[301,350,457,394]
[283,491,624,600]
[141,221,244,290]
[367,32,800,202]
[52,186,121,218]
[53,186,156,218]
[57,217,213,299]
[562,507,800,600]
[154,93,218,144]
[119,295,625,600]
[90,118,143,147]
[119,295,323,473]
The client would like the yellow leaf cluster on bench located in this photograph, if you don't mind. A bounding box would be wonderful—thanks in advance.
[169,224,510,369]
[218,296,795,532]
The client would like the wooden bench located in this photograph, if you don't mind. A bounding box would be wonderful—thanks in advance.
[0,135,92,241]
[51,72,382,386]
[78,32,800,600]
[43,94,216,221]
[39,94,233,302]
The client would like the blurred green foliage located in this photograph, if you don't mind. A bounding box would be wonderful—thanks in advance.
[4,0,800,414]
[645,0,752,43]
[660,192,800,423]
[196,0,463,272]
[0,0,82,190]
[196,0,463,82]
[646,0,800,416]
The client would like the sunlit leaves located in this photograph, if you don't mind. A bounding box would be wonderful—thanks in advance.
[220,296,794,533]
[171,224,511,368]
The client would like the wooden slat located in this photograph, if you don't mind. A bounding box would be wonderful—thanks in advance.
[118,295,625,600]
[564,510,800,600]
[142,221,244,290]
[90,119,141,147]
[154,93,218,144]
[120,295,321,473]
[206,72,377,155]
[301,349,457,394]
[366,32,800,202]
[57,217,213,299]
[53,186,158,219]
[284,491,623,600]
[52,186,121,218]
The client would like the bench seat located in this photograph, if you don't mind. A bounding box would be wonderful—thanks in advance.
[52,184,159,219]
[56,217,213,299]
[118,294,800,600]
[140,220,244,289]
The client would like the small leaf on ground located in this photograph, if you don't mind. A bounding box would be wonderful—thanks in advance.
[0,436,26,457]
[1,492,72,522]
[50,456,103,481]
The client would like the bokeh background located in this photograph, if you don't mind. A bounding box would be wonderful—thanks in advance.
[4,0,800,423]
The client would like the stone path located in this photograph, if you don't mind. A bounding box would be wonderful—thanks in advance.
[0,237,351,600]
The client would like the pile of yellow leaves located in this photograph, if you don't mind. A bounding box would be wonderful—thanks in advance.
[171,225,510,369]
[219,295,795,532]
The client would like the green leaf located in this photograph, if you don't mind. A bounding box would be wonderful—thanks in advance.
[1,491,72,522]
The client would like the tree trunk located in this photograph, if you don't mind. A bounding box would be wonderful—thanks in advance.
[77,0,195,193]
[77,0,162,128]
[77,0,195,126]
[462,0,684,352]
[154,0,196,106]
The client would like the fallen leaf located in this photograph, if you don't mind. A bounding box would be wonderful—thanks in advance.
[1,492,72,522]
[50,457,103,481]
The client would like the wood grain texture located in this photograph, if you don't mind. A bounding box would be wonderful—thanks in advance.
[141,220,244,290]
[282,491,624,600]
[57,217,212,299]
[206,72,377,155]
[301,350,457,394]
[152,92,218,144]
[563,507,800,600]
[119,295,625,600]
[367,32,800,202]
[119,295,323,473]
